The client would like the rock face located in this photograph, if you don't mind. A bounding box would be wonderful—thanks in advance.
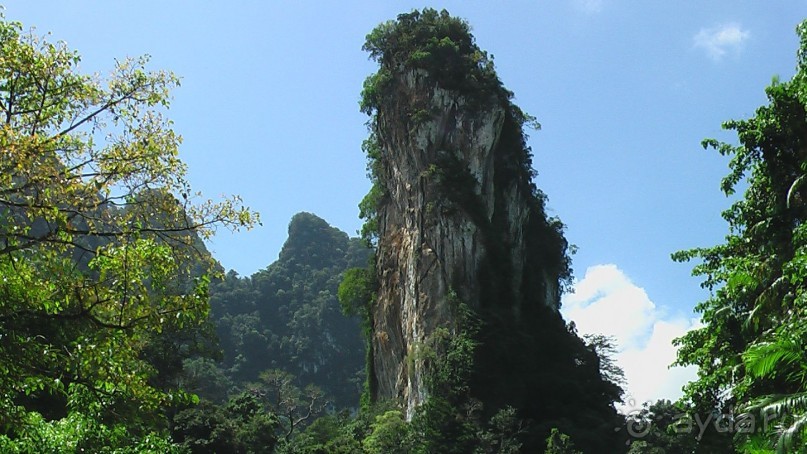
[370,66,567,418]
[360,12,623,452]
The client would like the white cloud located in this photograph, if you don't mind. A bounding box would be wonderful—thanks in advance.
[693,23,750,61]
[562,264,699,411]
[573,0,604,14]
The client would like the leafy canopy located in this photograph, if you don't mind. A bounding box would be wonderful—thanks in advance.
[673,19,807,453]
[360,8,501,115]
[0,13,258,431]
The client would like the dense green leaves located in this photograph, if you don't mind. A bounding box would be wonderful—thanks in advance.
[622,400,698,453]
[673,19,807,453]
[337,266,375,335]
[202,213,369,414]
[0,408,185,454]
[168,212,376,450]
[172,392,279,454]
[360,8,502,114]
[0,13,257,449]
[544,428,582,454]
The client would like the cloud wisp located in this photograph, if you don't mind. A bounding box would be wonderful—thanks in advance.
[561,264,698,410]
[693,23,750,61]
[573,0,604,14]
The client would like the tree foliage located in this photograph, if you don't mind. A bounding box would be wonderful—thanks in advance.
[171,392,279,454]
[623,400,698,454]
[360,8,502,115]
[583,333,626,396]
[337,265,375,336]
[673,19,807,453]
[544,428,582,454]
[208,213,369,409]
[0,13,257,446]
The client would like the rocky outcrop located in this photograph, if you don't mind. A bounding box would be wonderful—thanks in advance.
[369,64,567,417]
[360,11,623,452]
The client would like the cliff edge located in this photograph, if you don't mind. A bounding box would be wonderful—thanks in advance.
[356,9,622,451]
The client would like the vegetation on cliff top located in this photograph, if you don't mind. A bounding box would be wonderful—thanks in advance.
[360,8,502,115]
[357,7,570,289]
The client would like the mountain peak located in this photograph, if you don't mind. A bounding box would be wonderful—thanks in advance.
[278,212,350,269]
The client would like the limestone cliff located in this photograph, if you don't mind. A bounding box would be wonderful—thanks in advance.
[371,73,570,415]
[358,9,622,451]
[362,10,569,414]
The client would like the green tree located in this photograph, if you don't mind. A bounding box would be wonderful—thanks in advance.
[337,266,375,335]
[362,410,410,454]
[0,12,257,441]
[474,406,526,454]
[0,405,187,453]
[208,213,369,409]
[171,392,279,454]
[544,428,582,454]
[171,400,239,453]
[583,333,626,398]
[673,19,807,453]
[624,400,698,454]
[256,369,328,443]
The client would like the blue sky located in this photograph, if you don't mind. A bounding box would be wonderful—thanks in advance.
[6,1,806,406]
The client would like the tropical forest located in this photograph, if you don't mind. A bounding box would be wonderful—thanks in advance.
[1,4,807,453]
